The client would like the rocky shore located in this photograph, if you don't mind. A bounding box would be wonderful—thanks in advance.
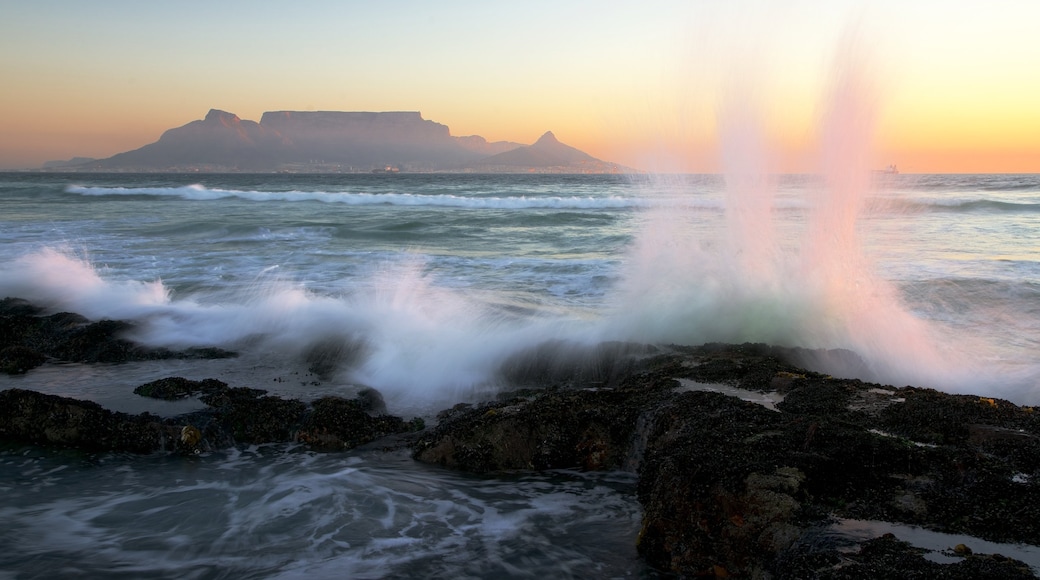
[2,297,1039,578]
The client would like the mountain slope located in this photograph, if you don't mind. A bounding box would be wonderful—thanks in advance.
[74,111,629,173]
[95,110,286,170]
[464,131,622,173]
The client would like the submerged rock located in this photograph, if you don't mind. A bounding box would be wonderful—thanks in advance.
[0,382,420,455]
[133,377,229,400]
[0,296,237,374]
[297,396,421,451]
[413,387,653,472]
[0,345,47,374]
[777,533,1037,579]
[0,388,166,453]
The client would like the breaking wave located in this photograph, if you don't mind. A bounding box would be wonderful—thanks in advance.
[65,184,653,210]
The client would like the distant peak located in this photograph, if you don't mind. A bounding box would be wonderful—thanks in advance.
[204,109,241,124]
[533,131,558,146]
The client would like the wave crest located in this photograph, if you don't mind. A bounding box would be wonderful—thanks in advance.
[65,184,650,210]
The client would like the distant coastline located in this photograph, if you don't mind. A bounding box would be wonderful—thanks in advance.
[37,110,633,175]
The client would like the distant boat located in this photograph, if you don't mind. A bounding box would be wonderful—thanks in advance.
[872,164,899,175]
[371,165,400,174]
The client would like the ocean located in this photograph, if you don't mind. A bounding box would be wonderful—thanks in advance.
[1,171,1038,577]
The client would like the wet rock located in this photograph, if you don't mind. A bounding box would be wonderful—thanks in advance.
[198,387,308,444]
[1,383,418,455]
[414,344,1040,578]
[0,296,237,368]
[0,388,164,453]
[495,340,659,387]
[356,387,388,416]
[634,391,806,577]
[682,342,811,389]
[413,382,672,473]
[0,345,47,374]
[296,396,420,451]
[778,533,1036,579]
[303,335,370,379]
[0,297,44,317]
[4,313,1040,577]
[133,377,229,400]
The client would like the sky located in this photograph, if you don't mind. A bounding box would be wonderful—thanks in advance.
[1,0,1039,173]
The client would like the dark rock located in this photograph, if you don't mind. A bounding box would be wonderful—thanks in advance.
[198,387,307,444]
[0,345,47,374]
[635,391,806,577]
[303,336,368,379]
[296,396,419,451]
[0,297,45,317]
[495,340,658,387]
[775,378,858,415]
[413,371,677,473]
[1,382,417,455]
[356,387,388,416]
[0,297,237,368]
[4,313,1040,578]
[0,388,163,453]
[134,377,229,400]
[778,533,1037,579]
[413,344,1040,578]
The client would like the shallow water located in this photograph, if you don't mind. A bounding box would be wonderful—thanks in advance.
[0,445,648,579]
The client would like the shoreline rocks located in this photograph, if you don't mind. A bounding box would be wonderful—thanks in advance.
[0,385,423,455]
[2,299,1038,578]
[0,297,236,374]
[412,343,1040,578]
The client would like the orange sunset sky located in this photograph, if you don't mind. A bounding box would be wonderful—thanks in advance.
[1,0,1038,173]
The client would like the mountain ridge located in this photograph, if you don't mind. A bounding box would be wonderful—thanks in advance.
[57,110,630,174]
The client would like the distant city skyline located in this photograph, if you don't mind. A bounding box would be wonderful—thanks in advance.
[2,0,1039,173]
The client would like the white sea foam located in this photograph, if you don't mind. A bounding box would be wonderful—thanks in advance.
[65,184,656,210]
[0,247,591,413]
[0,247,170,319]
[0,449,644,578]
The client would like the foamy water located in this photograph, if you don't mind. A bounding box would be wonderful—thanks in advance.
[0,446,645,578]
[2,170,1039,411]
[2,169,1039,577]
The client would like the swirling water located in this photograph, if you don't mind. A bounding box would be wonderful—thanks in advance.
[1,171,1038,576]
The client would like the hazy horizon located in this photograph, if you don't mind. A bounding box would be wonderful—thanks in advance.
[2,1,1039,173]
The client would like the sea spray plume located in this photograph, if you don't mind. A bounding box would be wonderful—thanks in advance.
[338,255,571,413]
[718,86,779,282]
[115,255,516,410]
[792,40,968,389]
[0,247,169,319]
[601,37,987,393]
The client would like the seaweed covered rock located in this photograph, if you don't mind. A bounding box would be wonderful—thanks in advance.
[0,388,167,453]
[414,344,1040,578]
[634,391,807,577]
[198,387,308,444]
[413,383,672,473]
[297,396,422,451]
[778,533,1037,579]
[0,296,237,373]
[1,382,418,455]
[0,345,47,374]
[134,377,229,400]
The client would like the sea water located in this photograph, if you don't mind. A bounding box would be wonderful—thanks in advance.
[1,171,1039,576]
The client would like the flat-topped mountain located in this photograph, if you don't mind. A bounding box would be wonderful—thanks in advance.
[62,110,628,173]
